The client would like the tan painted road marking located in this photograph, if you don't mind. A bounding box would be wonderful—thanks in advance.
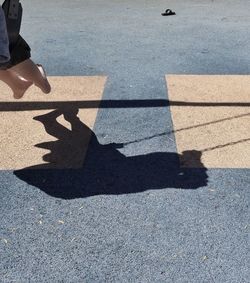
[0,76,107,169]
[166,75,250,168]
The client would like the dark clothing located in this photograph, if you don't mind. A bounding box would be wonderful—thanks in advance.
[0,6,10,63]
[0,34,31,70]
[0,2,31,70]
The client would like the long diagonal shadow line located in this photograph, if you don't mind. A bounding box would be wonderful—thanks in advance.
[121,113,250,147]
[0,100,250,112]
[201,138,250,152]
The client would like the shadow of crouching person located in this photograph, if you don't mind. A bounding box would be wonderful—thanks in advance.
[14,108,208,199]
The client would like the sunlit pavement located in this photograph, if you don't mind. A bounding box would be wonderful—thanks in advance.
[0,0,249,282]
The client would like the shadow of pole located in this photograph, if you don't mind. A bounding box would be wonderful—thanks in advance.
[0,99,250,112]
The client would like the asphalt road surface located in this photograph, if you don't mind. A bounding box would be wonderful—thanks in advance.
[0,0,249,282]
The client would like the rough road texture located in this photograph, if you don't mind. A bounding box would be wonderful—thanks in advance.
[0,0,249,282]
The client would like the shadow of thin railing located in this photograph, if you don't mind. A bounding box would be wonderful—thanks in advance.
[14,107,208,199]
[0,99,250,111]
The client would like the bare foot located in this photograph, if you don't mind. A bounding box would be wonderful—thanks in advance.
[36,78,51,94]
[35,65,51,94]
[13,79,33,99]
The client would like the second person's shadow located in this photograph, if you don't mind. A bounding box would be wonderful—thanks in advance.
[14,108,208,199]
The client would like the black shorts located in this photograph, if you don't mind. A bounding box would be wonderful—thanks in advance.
[0,35,31,70]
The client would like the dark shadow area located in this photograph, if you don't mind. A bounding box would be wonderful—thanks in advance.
[14,107,208,199]
[0,99,250,112]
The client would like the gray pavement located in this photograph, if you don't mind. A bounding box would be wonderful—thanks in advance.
[1,0,250,282]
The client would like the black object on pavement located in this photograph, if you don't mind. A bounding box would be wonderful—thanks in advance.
[161,9,176,16]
